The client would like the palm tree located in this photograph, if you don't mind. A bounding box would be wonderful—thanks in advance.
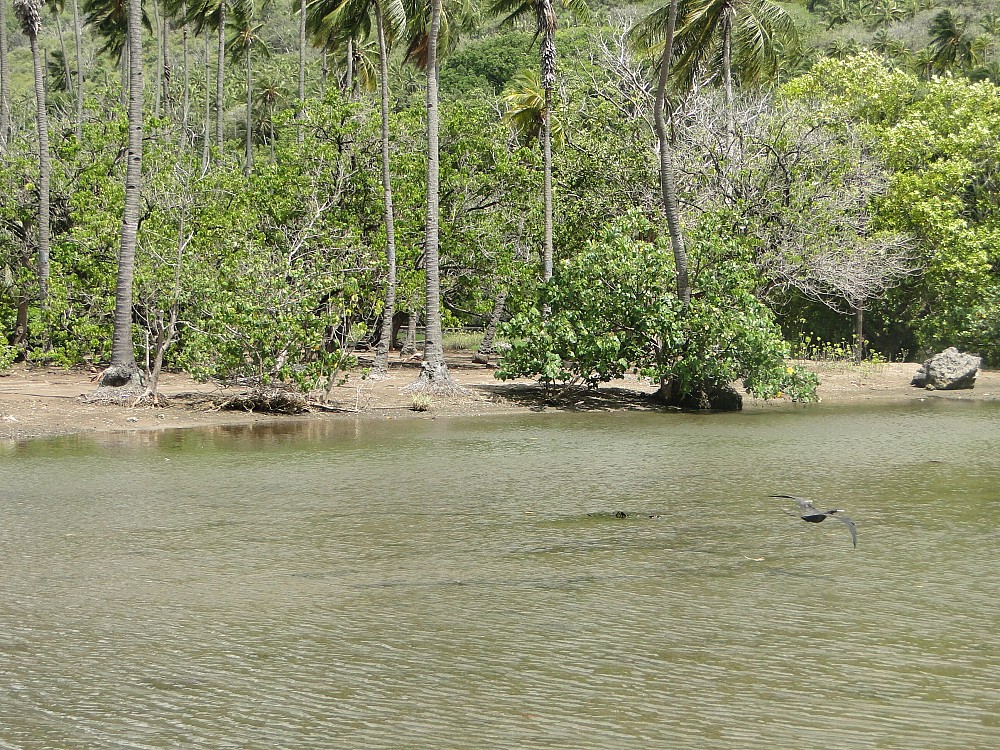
[180,1,190,145]
[70,0,83,139]
[82,0,143,59]
[100,0,143,387]
[201,32,210,169]
[402,0,471,69]
[1,0,11,147]
[910,46,935,78]
[369,0,404,374]
[307,0,407,375]
[404,0,457,391]
[254,77,280,160]
[297,0,306,143]
[394,0,472,390]
[821,0,853,29]
[163,0,194,145]
[864,0,904,30]
[501,68,564,145]
[671,0,797,135]
[929,10,974,73]
[82,0,150,104]
[187,0,232,151]
[150,0,163,117]
[826,37,860,59]
[13,0,51,305]
[227,0,265,175]
[871,28,903,58]
[488,0,586,291]
[48,0,73,103]
[631,0,689,309]
[971,59,1000,85]
[981,13,1000,37]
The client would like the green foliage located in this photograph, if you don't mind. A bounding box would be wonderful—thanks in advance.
[782,55,1000,362]
[439,30,535,96]
[497,213,819,404]
[7,6,1000,387]
[0,342,17,373]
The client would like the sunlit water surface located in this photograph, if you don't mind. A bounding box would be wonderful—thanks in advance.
[1,402,998,749]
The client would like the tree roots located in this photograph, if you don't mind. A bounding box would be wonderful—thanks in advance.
[402,361,469,396]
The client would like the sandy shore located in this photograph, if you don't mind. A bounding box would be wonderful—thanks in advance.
[1,355,997,443]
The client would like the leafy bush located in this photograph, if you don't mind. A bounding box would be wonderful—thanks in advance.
[497,213,819,405]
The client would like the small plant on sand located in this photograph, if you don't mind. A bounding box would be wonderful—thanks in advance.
[410,394,433,412]
[0,343,17,373]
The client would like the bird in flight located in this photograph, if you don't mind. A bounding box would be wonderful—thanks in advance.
[770,494,858,548]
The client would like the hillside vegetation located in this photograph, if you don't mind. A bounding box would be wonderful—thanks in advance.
[1,0,998,405]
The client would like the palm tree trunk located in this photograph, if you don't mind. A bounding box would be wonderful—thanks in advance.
[102,0,144,386]
[244,43,252,175]
[215,2,225,150]
[422,5,442,366]
[24,26,51,305]
[54,11,72,96]
[372,0,398,375]
[401,311,417,356]
[71,0,83,141]
[345,36,353,94]
[161,5,171,113]
[180,9,189,148]
[202,33,210,172]
[653,0,689,308]
[121,42,128,105]
[0,0,10,146]
[476,285,507,356]
[854,305,865,362]
[296,0,305,144]
[406,0,458,392]
[268,102,274,161]
[541,84,553,284]
[537,1,556,289]
[152,0,162,118]
[321,43,328,97]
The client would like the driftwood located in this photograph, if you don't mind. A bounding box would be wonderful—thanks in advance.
[306,400,357,413]
[219,389,309,414]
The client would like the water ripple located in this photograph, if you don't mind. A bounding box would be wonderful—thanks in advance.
[2,405,999,748]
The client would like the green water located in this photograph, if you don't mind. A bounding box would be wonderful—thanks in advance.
[1,402,998,749]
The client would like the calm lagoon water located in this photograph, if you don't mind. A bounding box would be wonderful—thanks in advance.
[1,401,998,749]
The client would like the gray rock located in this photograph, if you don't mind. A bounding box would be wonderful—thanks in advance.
[911,347,981,390]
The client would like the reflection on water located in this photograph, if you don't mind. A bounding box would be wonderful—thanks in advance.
[1,402,999,749]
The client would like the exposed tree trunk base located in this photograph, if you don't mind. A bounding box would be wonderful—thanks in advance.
[400,312,418,356]
[402,360,468,395]
[97,363,144,388]
[86,375,146,404]
[854,306,865,363]
[654,380,743,411]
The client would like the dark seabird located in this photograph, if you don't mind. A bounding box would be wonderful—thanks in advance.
[770,494,858,548]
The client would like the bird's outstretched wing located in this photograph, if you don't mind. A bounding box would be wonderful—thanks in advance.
[769,494,817,511]
[830,514,858,548]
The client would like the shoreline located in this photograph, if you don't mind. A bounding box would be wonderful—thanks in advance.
[1,356,998,443]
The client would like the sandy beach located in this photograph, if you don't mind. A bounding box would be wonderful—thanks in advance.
[1,355,997,442]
